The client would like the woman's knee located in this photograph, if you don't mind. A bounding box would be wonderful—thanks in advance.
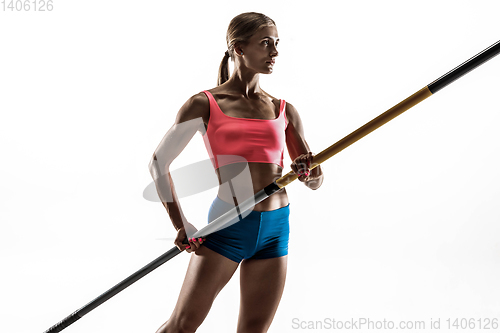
[172,312,204,333]
[156,314,202,333]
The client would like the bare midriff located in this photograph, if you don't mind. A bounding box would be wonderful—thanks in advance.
[215,161,288,212]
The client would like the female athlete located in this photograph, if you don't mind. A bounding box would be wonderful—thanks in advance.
[149,12,324,333]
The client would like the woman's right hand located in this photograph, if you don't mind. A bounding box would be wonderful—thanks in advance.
[174,223,206,253]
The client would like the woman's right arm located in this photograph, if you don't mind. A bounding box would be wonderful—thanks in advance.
[148,92,209,251]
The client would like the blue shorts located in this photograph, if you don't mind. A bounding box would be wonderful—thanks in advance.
[203,196,290,263]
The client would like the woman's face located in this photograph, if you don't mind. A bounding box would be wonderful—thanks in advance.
[239,25,279,74]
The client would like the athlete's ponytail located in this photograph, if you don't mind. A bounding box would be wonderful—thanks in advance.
[217,12,276,86]
[217,51,231,86]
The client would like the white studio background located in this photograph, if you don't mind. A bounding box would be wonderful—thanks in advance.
[1,1,499,332]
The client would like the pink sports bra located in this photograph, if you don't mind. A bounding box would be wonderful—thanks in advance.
[202,90,288,169]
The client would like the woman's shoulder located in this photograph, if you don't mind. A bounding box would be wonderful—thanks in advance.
[175,91,210,124]
[186,91,211,111]
[283,100,301,128]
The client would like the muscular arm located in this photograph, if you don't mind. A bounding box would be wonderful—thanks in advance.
[148,92,209,230]
[285,102,324,190]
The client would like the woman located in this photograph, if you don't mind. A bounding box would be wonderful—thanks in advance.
[149,12,324,333]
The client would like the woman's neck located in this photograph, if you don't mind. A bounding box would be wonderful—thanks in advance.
[225,68,262,98]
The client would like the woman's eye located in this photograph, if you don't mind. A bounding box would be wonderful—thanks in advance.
[262,40,278,47]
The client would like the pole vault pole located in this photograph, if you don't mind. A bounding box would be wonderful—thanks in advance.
[43,39,500,333]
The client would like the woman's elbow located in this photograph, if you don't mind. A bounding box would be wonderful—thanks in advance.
[148,153,171,178]
[148,154,157,170]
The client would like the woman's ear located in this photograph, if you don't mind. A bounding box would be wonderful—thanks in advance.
[234,43,244,56]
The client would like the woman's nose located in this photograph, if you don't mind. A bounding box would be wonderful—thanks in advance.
[270,46,278,57]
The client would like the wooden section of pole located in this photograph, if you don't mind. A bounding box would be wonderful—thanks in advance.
[275,87,433,188]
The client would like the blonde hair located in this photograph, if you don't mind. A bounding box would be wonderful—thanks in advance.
[217,12,276,86]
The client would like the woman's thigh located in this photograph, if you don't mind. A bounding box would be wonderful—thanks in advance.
[237,255,288,333]
[159,246,239,332]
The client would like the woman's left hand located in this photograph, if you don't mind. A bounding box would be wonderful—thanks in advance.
[290,152,321,182]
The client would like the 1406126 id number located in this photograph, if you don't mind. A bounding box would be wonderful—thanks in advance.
[446,318,498,330]
[1,0,53,11]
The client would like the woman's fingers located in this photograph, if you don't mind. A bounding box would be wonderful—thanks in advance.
[291,152,314,181]
[185,238,196,253]
[185,237,206,253]
[175,240,190,252]
[174,225,206,253]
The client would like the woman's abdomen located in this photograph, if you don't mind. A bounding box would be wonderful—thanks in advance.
[216,162,289,212]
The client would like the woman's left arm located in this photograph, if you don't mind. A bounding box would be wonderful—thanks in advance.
[285,102,324,190]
